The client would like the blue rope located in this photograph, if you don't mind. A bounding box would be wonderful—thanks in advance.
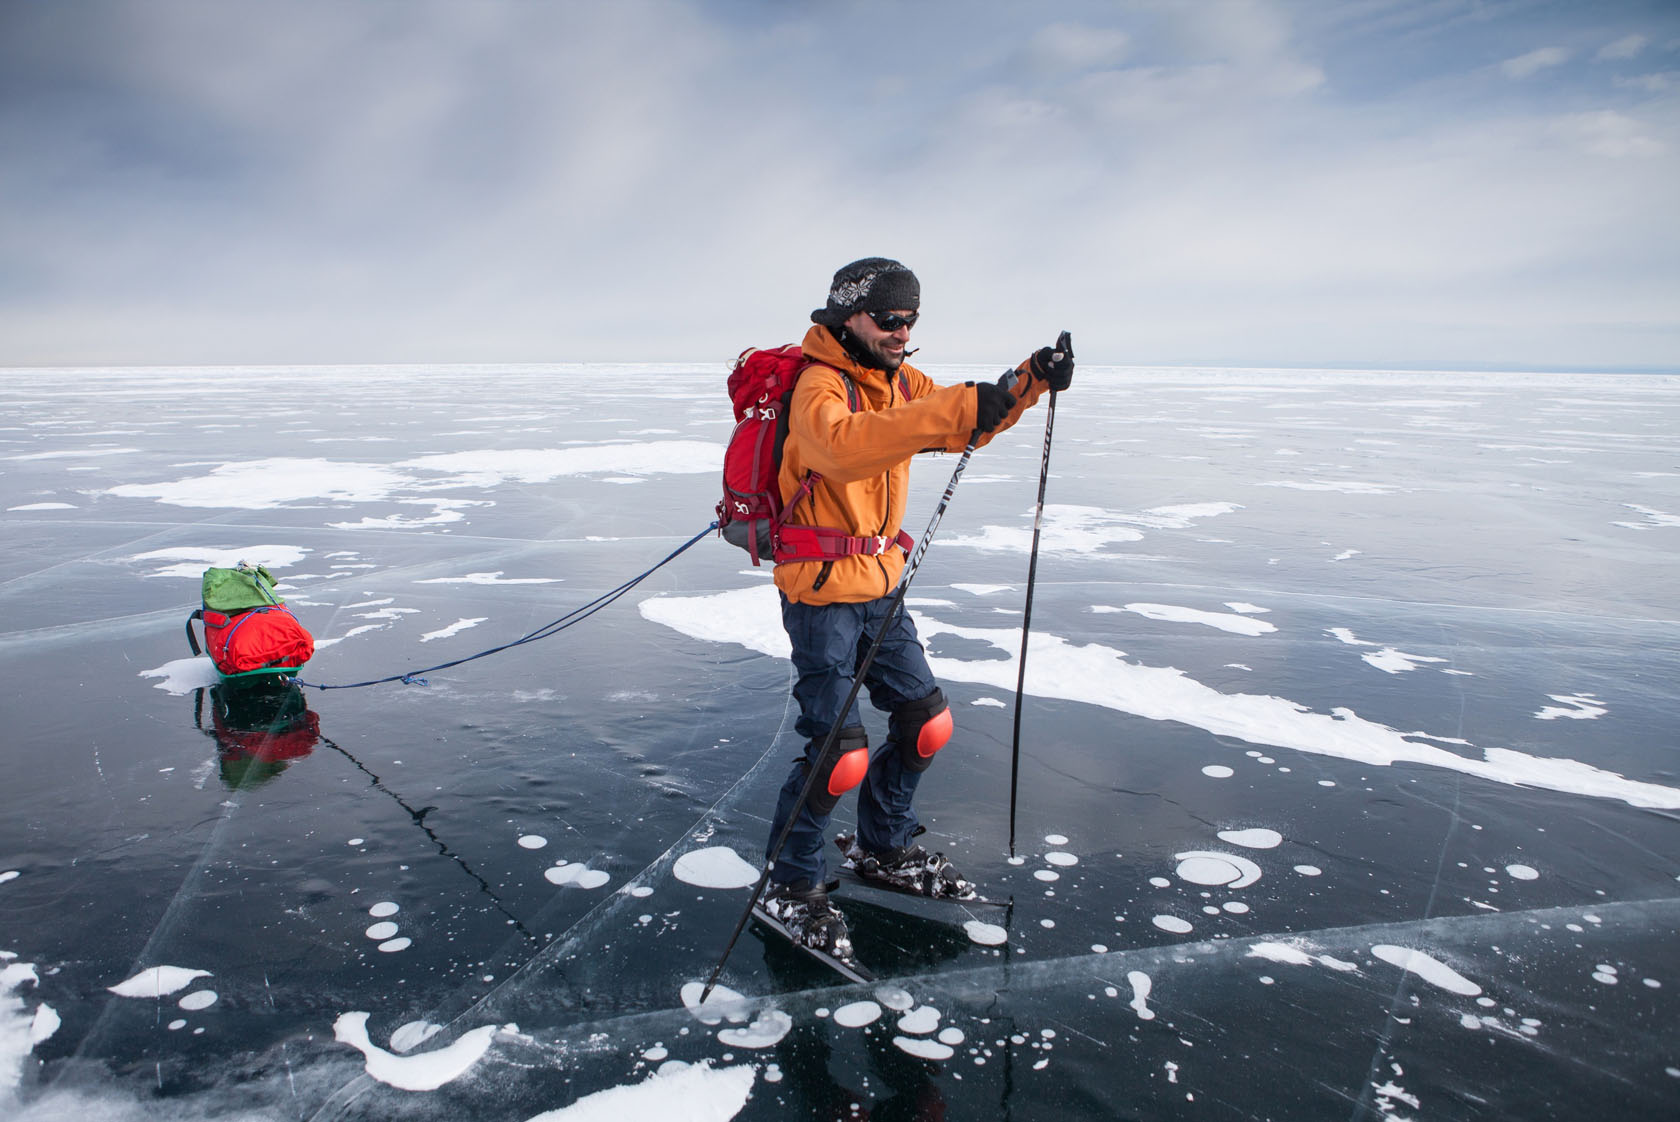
[292,521,718,691]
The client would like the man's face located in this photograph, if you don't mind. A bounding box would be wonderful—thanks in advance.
[844,309,915,371]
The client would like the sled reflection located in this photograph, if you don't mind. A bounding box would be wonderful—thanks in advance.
[186,680,542,943]
[192,678,319,789]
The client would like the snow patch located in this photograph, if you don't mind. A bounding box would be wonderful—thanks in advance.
[390,1021,444,1053]
[892,1036,955,1061]
[109,459,413,509]
[136,657,228,695]
[415,572,558,585]
[333,1012,506,1091]
[522,1062,754,1121]
[1216,828,1283,849]
[1259,479,1394,494]
[127,544,310,579]
[1370,946,1482,996]
[1362,648,1448,674]
[1098,603,1276,636]
[673,847,760,890]
[1534,694,1606,721]
[832,1001,882,1028]
[4,957,55,1096]
[717,1009,791,1049]
[946,502,1238,554]
[640,594,1680,808]
[1248,942,1315,966]
[421,617,489,642]
[897,1006,941,1035]
[1612,504,1680,530]
[544,864,610,889]
[680,983,751,1026]
[1175,852,1262,889]
[1127,971,1156,1020]
[108,966,212,998]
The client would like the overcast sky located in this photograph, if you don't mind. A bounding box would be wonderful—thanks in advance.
[3,0,1677,370]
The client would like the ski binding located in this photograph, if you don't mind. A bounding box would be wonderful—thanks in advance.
[751,900,875,983]
[833,832,1004,906]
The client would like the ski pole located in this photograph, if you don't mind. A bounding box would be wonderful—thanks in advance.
[1008,389,1056,857]
[701,422,990,1001]
[1007,332,1069,857]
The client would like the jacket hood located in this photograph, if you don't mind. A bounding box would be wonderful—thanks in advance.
[801,325,907,384]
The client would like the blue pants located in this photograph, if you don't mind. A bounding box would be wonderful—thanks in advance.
[766,594,941,889]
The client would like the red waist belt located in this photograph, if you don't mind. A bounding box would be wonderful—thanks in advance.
[774,525,915,564]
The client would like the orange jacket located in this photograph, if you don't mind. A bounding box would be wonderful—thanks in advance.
[774,324,1047,605]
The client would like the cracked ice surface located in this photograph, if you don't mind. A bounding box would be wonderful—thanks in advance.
[2,365,1677,1121]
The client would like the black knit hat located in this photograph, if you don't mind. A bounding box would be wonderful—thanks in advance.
[810,257,920,327]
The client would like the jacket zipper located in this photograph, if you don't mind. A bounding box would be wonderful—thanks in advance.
[874,371,897,597]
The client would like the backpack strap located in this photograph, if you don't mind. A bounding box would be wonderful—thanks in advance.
[186,609,204,656]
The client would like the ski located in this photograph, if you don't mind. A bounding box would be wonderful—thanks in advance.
[832,866,1010,913]
[833,833,1007,908]
[750,901,876,984]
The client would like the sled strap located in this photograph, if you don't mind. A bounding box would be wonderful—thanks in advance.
[186,609,204,657]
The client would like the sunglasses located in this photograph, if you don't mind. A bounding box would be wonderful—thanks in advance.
[867,309,919,331]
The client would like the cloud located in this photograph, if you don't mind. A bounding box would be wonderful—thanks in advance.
[1501,47,1571,79]
[1552,110,1667,159]
[1025,22,1131,72]
[1,0,1676,372]
[1595,34,1649,62]
[1613,71,1674,93]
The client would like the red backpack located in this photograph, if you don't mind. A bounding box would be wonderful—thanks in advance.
[716,346,912,565]
[185,563,315,680]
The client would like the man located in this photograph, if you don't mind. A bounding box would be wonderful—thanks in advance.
[762,256,1074,956]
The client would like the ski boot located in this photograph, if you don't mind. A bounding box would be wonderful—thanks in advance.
[840,833,978,900]
[762,881,855,960]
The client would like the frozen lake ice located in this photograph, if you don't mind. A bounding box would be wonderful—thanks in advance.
[2,363,1677,1119]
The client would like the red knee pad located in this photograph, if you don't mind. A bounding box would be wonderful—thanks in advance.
[917,706,953,759]
[829,746,869,797]
[807,727,868,817]
[894,689,952,774]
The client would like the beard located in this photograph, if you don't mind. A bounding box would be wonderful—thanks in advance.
[837,326,904,372]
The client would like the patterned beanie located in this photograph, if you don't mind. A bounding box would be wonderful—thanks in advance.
[811,258,921,327]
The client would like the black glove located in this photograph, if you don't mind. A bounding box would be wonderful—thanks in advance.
[1029,330,1075,391]
[973,378,1013,433]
